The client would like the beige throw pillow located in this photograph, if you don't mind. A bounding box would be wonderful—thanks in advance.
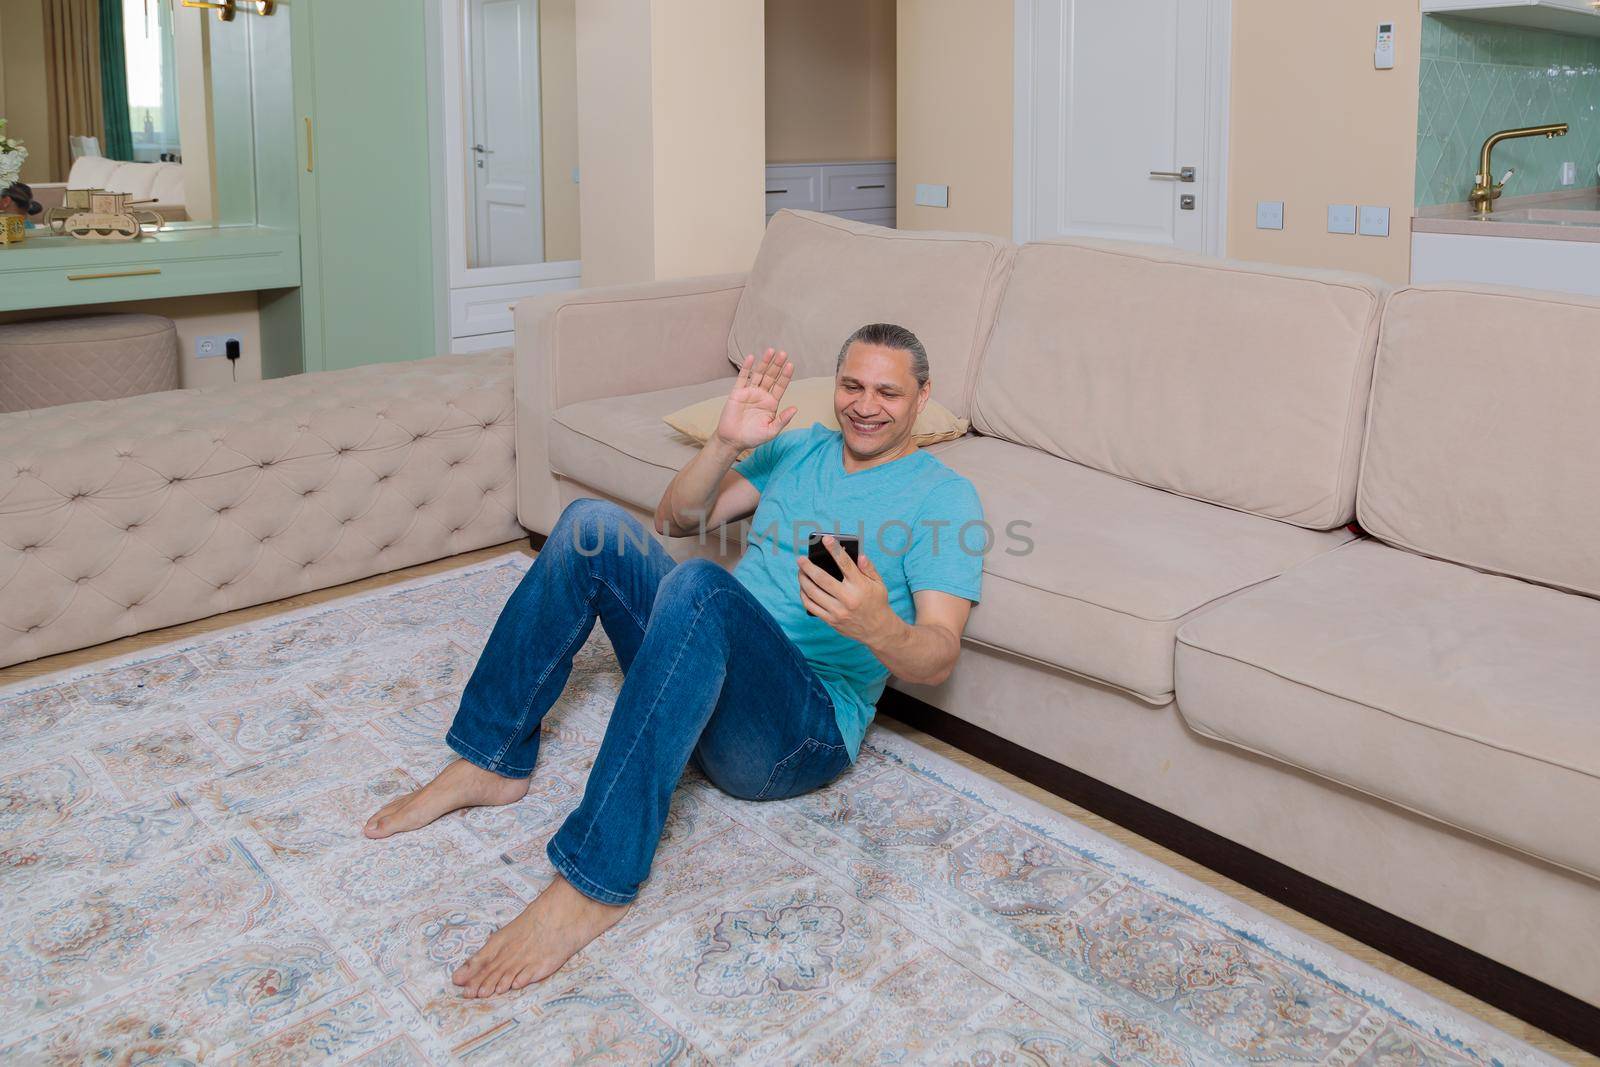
[663,376,969,453]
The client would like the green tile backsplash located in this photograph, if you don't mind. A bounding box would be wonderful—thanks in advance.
[1417,15,1600,207]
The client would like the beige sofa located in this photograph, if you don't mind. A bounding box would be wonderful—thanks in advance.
[0,352,520,667]
[32,157,190,221]
[31,156,190,220]
[514,209,1600,1011]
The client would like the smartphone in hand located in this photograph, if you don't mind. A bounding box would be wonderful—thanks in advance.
[807,533,861,581]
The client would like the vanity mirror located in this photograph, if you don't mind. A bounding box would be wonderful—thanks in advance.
[0,0,272,231]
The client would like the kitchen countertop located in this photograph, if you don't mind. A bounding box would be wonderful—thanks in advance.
[1412,188,1600,243]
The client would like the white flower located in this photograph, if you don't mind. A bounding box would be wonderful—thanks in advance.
[0,118,27,189]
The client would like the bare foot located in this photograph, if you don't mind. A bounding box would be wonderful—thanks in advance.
[452,875,629,997]
[363,758,529,839]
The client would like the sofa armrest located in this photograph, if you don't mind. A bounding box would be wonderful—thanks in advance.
[513,272,746,533]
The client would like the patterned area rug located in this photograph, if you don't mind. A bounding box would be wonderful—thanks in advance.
[0,554,1553,1065]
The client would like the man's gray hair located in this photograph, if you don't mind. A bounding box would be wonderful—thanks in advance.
[836,323,930,387]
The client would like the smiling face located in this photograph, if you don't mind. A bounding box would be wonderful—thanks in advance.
[834,341,930,462]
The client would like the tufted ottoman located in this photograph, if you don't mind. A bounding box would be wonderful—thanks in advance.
[0,313,180,413]
[0,349,522,667]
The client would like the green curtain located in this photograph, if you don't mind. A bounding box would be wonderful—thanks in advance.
[98,0,133,160]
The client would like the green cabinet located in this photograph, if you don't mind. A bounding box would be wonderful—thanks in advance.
[263,0,439,376]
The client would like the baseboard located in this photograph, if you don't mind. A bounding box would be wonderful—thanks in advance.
[876,689,1600,1057]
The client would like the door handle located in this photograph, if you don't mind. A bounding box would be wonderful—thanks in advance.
[1150,166,1196,182]
[472,143,494,154]
[305,117,313,173]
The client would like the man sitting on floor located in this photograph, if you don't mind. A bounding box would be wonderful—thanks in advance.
[363,323,984,998]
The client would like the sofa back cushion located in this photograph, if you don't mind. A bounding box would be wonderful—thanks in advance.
[1358,284,1600,598]
[970,239,1387,530]
[728,210,1014,417]
[67,155,118,188]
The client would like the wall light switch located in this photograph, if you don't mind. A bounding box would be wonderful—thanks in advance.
[1561,161,1577,186]
[1327,204,1357,235]
[914,183,949,208]
[1358,205,1390,237]
[1255,201,1285,230]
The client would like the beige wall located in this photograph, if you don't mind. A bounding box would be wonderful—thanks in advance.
[766,0,894,164]
[577,0,765,285]
[2,0,57,184]
[892,1,1421,282]
[894,0,1012,238]
[1227,1,1421,283]
[0,292,264,389]
[649,0,765,280]
[575,0,656,286]
[539,0,580,263]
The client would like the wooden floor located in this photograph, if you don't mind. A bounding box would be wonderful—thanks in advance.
[3,540,1593,1065]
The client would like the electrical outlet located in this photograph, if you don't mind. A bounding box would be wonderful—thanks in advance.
[914,183,949,208]
[195,333,243,359]
[1255,201,1285,230]
[1327,204,1357,235]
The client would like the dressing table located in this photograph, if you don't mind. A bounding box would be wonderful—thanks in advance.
[0,0,439,379]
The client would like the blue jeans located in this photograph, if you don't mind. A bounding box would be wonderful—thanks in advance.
[446,498,852,905]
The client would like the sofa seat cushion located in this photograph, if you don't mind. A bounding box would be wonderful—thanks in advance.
[1176,538,1600,880]
[548,377,735,511]
[939,437,1353,702]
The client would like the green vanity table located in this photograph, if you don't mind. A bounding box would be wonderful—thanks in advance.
[0,227,301,312]
[2,0,438,380]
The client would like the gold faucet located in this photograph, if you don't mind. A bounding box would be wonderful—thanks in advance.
[1469,123,1569,214]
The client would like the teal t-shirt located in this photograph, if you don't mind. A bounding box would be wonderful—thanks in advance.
[731,425,984,760]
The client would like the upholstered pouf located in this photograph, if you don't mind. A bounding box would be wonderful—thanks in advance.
[0,313,179,413]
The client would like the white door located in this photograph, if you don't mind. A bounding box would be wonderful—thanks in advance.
[1016,0,1230,253]
[468,0,544,267]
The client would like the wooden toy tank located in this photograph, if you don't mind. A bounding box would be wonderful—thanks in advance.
[50,189,163,240]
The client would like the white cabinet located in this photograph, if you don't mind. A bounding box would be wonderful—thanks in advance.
[1421,0,1600,37]
[766,161,896,228]
[1411,232,1600,296]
